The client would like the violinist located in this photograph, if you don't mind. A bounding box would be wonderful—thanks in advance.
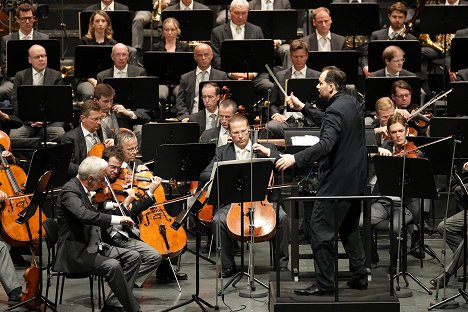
[371,113,424,262]
[114,130,189,282]
[61,99,114,178]
[100,145,163,288]
[199,114,290,278]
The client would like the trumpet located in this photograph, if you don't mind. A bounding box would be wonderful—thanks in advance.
[60,65,74,78]
[152,0,162,22]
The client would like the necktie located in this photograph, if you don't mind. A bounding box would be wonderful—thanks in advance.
[236,26,242,36]
[117,70,125,78]
[266,0,273,10]
[33,72,43,86]
[293,70,302,79]
[350,0,359,3]
[390,32,396,40]
[91,133,99,145]
[210,113,218,128]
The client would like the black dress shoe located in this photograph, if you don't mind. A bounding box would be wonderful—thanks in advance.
[101,305,124,312]
[8,287,22,306]
[409,236,425,259]
[294,285,333,296]
[201,242,211,253]
[157,271,188,283]
[429,273,450,288]
[221,266,237,278]
[347,278,368,290]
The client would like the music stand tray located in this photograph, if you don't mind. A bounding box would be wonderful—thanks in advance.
[6,40,60,77]
[143,52,196,85]
[368,40,421,73]
[161,10,214,42]
[449,38,468,71]
[247,10,297,40]
[103,77,159,111]
[24,144,74,193]
[154,143,215,182]
[221,39,274,73]
[79,11,132,45]
[365,77,421,112]
[328,3,380,36]
[430,117,468,158]
[306,51,359,85]
[447,81,468,116]
[284,127,320,154]
[140,122,200,162]
[407,136,454,176]
[74,45,114,79]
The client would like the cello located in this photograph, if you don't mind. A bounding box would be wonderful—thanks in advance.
[0,131,46,246]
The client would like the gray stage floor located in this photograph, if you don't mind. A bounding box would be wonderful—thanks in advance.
[2,235,468,312]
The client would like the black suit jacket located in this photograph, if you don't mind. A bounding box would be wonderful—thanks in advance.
[248,0,291,9]
[188,109,208,135]
[84,1,129,10]
[295,92,367,196]
[175,67,228,119]
[164,1,210,10]
[54,177,113,273]
[199,126,221,145]
[210,22,264,69]
[96,65,146,83]
[61,126,106,178]
[11,67,63,116]
[1,30,49,77]
[370,68,416,77]
[270,67,321,116]
[302,32,347,51]
[152,39,191,52]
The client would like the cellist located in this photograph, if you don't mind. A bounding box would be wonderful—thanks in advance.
[199,114,290,278]
[113,130,188,283]
[98,145,163,288]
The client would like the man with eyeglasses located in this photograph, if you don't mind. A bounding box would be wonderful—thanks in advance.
[187,82,220,135]
[199,98,237,146]
[10,44,65,145]
[370,45,416,78]
[0,3,49,101]
[199,114,290,278]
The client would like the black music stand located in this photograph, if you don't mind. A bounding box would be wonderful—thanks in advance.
[420,5,468,35]
[284,78,325,111]
[74,45,114,79]
[374,156,437,295]
[128,0,152,11]
[17,85,73,147]
[367,40,421,73]
[208,158,274,297]
[6,40,60,77]
[199,80,255,120]
[103,77,159,111]
[289,0,331,35]
[220,39,274,74]
[407,136,453,176]
[79,11,132,45]
[247,10,297,40]
[306,51,359,85]
[156,145,215,312]
[161,10,214,41]
[365,76,421,112]
[447,82,468,116]
[143,51,196,85]
[140,122,199,162]
[430,117,468,158]
[449,38,468,72]
[329,3,379,47]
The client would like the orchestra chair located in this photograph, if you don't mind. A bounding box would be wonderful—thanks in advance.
[42,218,105,312]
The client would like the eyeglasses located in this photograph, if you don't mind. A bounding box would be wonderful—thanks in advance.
[202,95,216,99]
[230,129,249,137]
[31,54,47,60]
[18,16,34,22]
[126,146,139,152]
[391,58,405,63]
[394,93,410,99]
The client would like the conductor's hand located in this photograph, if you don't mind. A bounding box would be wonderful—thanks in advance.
[119,216,135,226]
[252,143,270,157]
[276,154,295,171]
[286,93,305,111]
[148,176,162,194]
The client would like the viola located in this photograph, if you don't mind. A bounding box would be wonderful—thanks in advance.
[0,134,46,246]
[226,198,277,243]
[393,141,419,158]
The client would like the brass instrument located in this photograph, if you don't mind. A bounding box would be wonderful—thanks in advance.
[60,65,74,78]
[184,40,210,48]
[152,0,162,22]
[419,33,454,54]
[345,35,369,49]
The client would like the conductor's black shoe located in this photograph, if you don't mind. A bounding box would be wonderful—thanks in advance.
[347,278,368,290]
[8,287,22,306]
[101,305,124,312]
[220,266,237,278]
[294,284,333,296]
[429,273,450,289]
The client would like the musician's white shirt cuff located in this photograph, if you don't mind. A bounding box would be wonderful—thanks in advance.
[111,215,121,225]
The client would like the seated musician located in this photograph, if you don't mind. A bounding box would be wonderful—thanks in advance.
[114,130,188,282]
[175,43,228,121]
[85,0,128,11]
[210,0,273,100]
[152,18,191,52]
[76,10,117,101]
[368,113,424,264]
[199,114,290,277]
[188,82,220,136]
[10,44,64,145]
[0,3,49,102]
[302,7,346,52]
[61,99,114,178]
[54,156,142,312]
[94,83,150,143]
[369,45,416,78]
[0,110,22,134]
[97,44,146,84]
[99,145,163,288]
[199,98,237,146]
[262,39,321,139]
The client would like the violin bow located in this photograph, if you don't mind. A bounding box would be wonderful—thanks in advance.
[408,88,453,121]
[103,175,132,217]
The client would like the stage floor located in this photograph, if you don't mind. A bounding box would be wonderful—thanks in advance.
[1,235,468,312]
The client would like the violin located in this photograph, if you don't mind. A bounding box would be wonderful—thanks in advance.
[393,141,419,158]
